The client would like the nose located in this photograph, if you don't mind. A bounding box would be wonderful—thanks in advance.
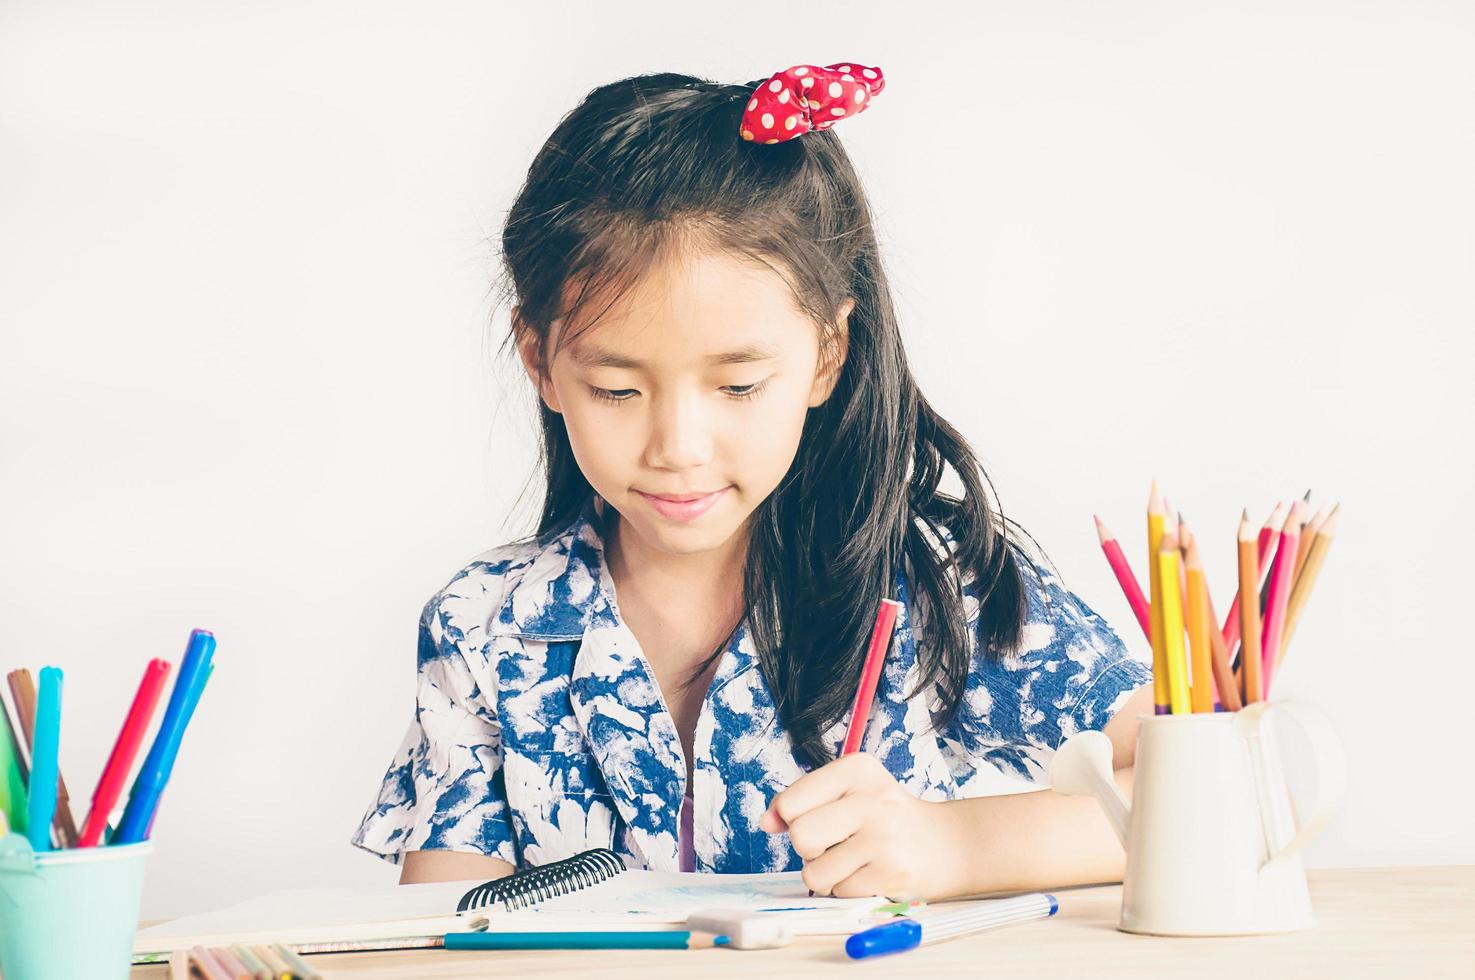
[643,388,715,472]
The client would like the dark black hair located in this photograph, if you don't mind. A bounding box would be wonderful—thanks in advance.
[495,72,1029,767]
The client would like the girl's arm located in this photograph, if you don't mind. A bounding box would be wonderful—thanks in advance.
[762,683,1151,900]
[399,849,517,885]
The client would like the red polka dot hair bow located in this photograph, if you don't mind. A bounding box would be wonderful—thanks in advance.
[740,62,885,144]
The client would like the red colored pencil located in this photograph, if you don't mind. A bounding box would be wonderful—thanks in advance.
[1094,516,1151,640]
[841,599,902,756]
[1259,501,1304,697]
[77,659,171,847]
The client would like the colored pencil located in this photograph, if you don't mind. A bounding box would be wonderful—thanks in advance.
[115,629,215,843]
[1094,515,1151,639]
[444,931,727,950]
[1162,513,1185,605]
[1259,501,1303,696]
[167,950,190,980]
[1292,502,1325,581]
[189,945,232,980]
[1221,502,1285,653]
[1176,518,1241,711]
[1236,511,1266,703]
[1157,533,1192,714]
[230,944,274,980]
[1147,483,1169,714]
[1198,573,1243,711]
[26,667,63,851]
[1184,540,1215,713]
[78,658,172,847]
[273,943,324,979]
[1261,498,1309,611]
[252,943,293,977]
[1279,503,1340,662]
[6,669,78,846]
[210,945,253,979]
[841,599,901,756]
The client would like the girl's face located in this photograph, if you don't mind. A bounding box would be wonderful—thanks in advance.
[520,249,851,561]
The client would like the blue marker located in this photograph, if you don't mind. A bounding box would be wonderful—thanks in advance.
[26,667,63,851]
[113,629,215,844]
[845,893,1058,959]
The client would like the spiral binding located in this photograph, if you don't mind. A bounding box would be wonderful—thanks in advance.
[455,848,627,913]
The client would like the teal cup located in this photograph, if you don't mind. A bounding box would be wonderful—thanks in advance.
[0,834,153,980]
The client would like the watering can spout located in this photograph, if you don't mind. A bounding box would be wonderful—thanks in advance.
[1050,731,1131,849]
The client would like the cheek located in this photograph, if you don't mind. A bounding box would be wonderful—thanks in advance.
[558,399,634,483]
[725,380,812,470]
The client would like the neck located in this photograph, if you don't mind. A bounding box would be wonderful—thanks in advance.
[604,511,748,621]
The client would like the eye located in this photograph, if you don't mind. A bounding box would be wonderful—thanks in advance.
[722,379,770,401]
[589,386,638,403]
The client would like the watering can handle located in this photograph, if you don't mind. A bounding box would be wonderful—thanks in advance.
[1240,700,1347,866]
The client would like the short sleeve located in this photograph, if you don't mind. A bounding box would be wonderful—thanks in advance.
[943,549,1153,786]
[350,593,517,866]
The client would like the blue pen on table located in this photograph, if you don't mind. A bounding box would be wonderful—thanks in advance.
[845,893,1058,959]
[113,629,215,844]
[25,667,63,851]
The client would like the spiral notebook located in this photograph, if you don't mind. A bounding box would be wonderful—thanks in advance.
[132,849,890,963]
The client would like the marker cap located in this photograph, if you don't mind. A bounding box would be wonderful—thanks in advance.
[844,918,921,959]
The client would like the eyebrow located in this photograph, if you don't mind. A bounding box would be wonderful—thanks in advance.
[569,342,780,369]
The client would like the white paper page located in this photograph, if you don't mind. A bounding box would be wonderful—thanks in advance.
[134,878,484,940]
[134,868,887,952]
[496,869,883,917]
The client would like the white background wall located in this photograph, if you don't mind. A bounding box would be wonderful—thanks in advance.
[2,1,1470,919]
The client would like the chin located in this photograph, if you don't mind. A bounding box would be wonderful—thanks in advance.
[639,520,741,557]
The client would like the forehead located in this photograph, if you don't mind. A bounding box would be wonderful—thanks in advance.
[554,249,817,365]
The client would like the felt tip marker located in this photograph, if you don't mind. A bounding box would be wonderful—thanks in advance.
[845,893,1058,959]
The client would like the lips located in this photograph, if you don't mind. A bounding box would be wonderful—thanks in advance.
[635,486,731,523]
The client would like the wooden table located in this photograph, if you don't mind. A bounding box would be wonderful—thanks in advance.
[132,867,1474,978]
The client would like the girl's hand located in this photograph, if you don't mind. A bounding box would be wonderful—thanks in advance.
[759,753,961,900]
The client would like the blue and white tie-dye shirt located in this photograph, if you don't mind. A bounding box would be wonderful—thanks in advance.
[351,497,1151,874]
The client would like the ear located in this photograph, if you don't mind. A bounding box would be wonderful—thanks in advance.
[514,307,563,414]
[808,297,854,407]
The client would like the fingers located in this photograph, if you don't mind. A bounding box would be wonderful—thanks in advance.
[800,831,872,897]
[784,794,870,860]
[765,752,889,828]
[831,861,907,901]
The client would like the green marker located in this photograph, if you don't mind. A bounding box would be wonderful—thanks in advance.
[0,709,26,834]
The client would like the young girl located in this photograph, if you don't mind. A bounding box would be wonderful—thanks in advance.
[352,62,1154,900]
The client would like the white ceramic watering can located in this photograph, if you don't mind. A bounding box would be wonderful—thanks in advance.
[1050,702,1346,936]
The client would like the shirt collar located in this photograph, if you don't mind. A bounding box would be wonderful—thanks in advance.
[487,495,622,640]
